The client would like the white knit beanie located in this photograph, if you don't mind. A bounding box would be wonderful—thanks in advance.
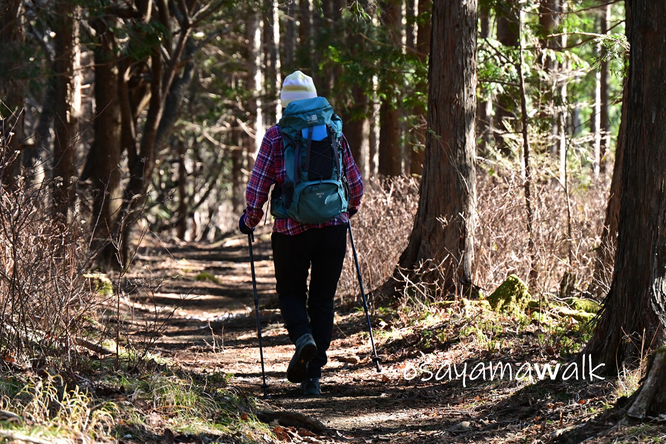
[280,71,317,108]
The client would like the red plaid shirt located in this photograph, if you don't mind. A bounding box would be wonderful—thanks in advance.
[244,124,364,236]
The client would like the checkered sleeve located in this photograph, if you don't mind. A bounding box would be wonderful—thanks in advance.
[341,135,364,211]
[244,130,278,229]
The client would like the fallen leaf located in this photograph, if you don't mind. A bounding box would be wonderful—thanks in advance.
[273,425,291,441]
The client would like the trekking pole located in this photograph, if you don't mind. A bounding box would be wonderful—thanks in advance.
[248,231,269,397]
[348,221,382,372]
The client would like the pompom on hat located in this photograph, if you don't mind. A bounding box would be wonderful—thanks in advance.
[281,70,317,108]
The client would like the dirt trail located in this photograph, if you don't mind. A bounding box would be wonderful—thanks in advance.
[125,228,476,443]
[124,228,622,444]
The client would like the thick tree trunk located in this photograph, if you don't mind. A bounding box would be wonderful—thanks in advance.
[0,0,25,191]
[86,17,122,269]
[378,104,401,176]
[582,0,666,377]
[394,0,477,296]
[52,0,82,222]
[378,0,403,177]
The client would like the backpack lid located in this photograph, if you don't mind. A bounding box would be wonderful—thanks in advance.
[279,97,342,139]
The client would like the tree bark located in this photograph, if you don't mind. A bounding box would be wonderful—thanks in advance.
[626,347,666,419]
[582,0,666,378]
[86,16,122,269]
[476,0,492,157]
[392,0,478,296]
[378,0,403,177]
[378,104,401,176]
[409,0,431,176]
[344,86,370,179]
[52,0,82,222]
[283,0,296,71]
[298,0,312,68]
[494,0,519,156]
[0,0,26,191]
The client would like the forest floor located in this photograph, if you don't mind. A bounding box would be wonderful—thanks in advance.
[120,226,666,444]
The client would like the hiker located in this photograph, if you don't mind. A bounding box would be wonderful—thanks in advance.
[239,70,364,396]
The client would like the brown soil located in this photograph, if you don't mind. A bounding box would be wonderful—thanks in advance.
[124,227,665,443]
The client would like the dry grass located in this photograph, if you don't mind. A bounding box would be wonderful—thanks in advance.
[337,176,419,305]
[474,166,609,298]
[339,164,611,305]
[0,180,99,368]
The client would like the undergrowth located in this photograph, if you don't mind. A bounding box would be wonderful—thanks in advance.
[0,359,272,443]
[339,167,610,306]
[0,179,275,443]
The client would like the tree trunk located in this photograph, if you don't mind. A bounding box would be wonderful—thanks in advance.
[392,0,478,296]
[378,0,403,177]
[378,104,401,176]
[298,0,312,68]
[52,0,82,222]
[538,0,565,161]
[264,0,281,122]
[494,0,519,156]
[476,0,492,157]
[345,86,370,179]
[283,0,296,71]
[626,347,666,419]
[582,0,666,379]
[86,16,123,269]
[0,0,26,191]
[246,6,263,164]
[410,0,431,176]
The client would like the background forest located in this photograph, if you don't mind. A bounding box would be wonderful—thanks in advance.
[6,0,664,443]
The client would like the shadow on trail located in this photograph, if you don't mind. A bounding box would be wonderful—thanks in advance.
[130,233,633,443]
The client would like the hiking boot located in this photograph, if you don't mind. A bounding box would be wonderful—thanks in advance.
[287,333,317,383]
[301,378,321,396]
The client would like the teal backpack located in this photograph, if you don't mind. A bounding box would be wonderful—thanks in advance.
[270,97,349,224]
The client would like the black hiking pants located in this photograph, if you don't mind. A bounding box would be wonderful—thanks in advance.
[272,224,347,379]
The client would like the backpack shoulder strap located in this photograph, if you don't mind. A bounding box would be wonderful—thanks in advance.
[281,131,301,186]
[328,125,343,177]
